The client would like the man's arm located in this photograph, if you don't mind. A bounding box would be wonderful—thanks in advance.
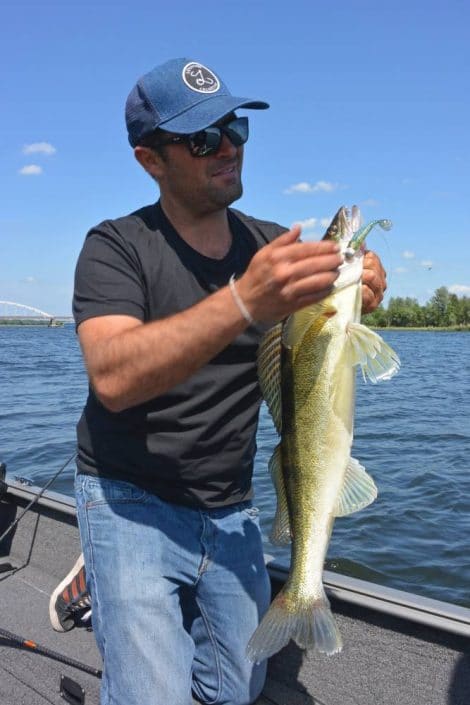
[79,225,342,413]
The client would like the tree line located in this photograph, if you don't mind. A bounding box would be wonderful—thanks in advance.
[362,287,470,329]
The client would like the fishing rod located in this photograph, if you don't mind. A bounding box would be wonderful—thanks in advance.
[0,455,101,680]
[0,451,77,544]
[0,626,102,677]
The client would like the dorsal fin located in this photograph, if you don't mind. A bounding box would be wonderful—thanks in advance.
[257,323,283,433]
[268,444,292,545]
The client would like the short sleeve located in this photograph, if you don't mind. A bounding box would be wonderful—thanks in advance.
[73,222,146,327]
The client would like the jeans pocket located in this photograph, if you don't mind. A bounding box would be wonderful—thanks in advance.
[77,475,148,507]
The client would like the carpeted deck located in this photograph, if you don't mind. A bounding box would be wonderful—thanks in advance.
[1,490,468,705]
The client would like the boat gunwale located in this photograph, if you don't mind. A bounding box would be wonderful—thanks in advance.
[3,476,470,640]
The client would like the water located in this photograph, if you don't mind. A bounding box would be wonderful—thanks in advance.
[1,326,469,607]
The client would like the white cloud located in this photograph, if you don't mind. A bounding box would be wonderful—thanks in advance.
[292,215,336,235]
[449,284,470,295]
[421,260,433,269]
[24,276,36,283]
[395,267,408,274]
[294,217,317,230]
[23,142,56,155]
[361,198,379,207]
[284,180,338,195]
[19,164,43,176]
[402,250,415,259]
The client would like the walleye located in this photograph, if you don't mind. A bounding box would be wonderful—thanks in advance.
[247,206,400,661]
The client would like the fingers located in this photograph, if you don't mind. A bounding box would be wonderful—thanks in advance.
[279,268,340,300]
[238,228,344,322]
[270,225,341,260]
[363,250,386,279]
[361,251,387,313]
[271,250,344,287]
[270,224,302,246]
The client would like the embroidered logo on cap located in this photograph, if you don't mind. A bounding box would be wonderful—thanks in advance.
[182,62,220,94]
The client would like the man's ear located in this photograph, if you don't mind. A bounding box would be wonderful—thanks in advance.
[134,146,164,180]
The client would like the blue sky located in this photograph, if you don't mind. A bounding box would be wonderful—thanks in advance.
[1,0,469,315]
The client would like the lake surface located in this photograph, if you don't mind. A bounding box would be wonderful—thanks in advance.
[1,326,469,607]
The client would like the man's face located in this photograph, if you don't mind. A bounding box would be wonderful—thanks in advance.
[139,115,245,216]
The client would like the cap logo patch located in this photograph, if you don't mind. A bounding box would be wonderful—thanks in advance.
[182,62,220,94]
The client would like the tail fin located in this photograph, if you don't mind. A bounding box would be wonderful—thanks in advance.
[246,588,342,661]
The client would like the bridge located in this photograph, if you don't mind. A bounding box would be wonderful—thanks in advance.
[0,301,73,326]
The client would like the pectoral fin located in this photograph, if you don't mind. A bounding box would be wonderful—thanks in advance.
[334,457,377,516]
[282,302,337,350]
[344,322,400,383]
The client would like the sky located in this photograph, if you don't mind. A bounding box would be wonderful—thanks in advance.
[1,0,469,316]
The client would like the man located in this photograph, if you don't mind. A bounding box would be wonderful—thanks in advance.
[52,58,386,705]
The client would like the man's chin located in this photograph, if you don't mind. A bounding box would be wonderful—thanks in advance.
[213,183,243,209]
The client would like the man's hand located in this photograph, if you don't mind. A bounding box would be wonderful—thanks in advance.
[362,250,387,314]
[237,226,343,323]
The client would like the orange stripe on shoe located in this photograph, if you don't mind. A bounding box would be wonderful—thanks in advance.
[71,579,79,600]
[78,568,86,594]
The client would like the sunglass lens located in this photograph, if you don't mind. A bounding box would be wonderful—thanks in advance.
[188,117,249,157]
[223,118,249,147]
[189,128,221,157]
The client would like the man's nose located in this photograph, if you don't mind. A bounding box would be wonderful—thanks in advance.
[216,132,238,158]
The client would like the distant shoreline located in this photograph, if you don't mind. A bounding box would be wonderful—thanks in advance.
[370,325,470,332]
[0,320,65,327]
[1,321,468,332]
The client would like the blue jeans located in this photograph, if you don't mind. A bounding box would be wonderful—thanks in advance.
[75,474,271,705]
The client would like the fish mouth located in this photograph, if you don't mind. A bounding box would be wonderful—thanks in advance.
[322,206,359,245]
[323,206,392,257]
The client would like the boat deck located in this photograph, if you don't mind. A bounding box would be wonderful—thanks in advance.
[0,484,469,705]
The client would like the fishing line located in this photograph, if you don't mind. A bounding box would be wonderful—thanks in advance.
[0,451,77,544]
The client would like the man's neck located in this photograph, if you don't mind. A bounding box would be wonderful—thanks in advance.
[160,198,232,260]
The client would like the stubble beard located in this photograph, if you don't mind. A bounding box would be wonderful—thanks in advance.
[160,151,244,217]
[205,179,243,212]
[201,150,244,213]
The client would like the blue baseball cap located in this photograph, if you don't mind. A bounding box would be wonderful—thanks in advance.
[125,58,269,147]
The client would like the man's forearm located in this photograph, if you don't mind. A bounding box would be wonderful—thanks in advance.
[81,285,248,413]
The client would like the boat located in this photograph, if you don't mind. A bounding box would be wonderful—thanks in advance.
[1,463,469,705]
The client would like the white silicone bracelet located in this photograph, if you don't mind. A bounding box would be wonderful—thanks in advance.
[229,274,255,325]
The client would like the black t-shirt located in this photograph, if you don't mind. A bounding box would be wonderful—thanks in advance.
[73,202,285,508]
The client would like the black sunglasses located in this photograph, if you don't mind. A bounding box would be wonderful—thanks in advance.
[152,117,249,157]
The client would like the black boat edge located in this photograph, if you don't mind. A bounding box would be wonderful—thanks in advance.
[1,468,469,705]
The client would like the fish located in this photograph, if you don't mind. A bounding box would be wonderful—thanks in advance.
[247,206,400,661]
